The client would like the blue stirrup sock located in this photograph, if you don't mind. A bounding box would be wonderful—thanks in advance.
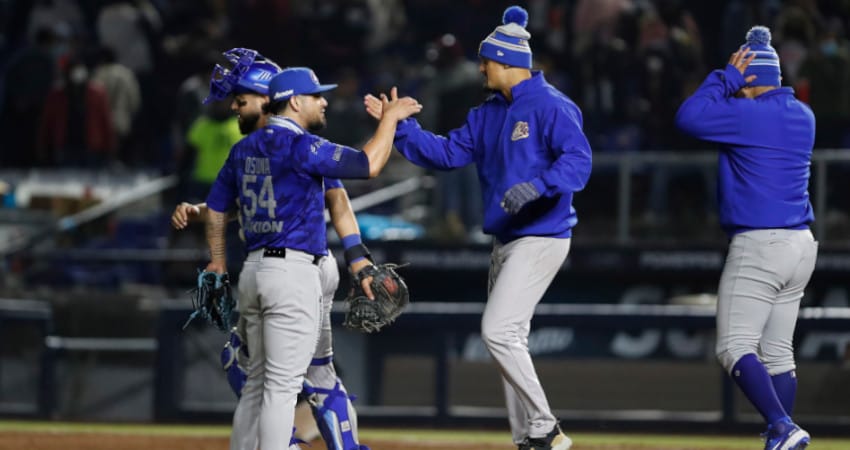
[771,370,797,416]
[731,354,789,425]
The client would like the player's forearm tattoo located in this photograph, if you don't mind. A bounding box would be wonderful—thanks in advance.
[206,210,228,262]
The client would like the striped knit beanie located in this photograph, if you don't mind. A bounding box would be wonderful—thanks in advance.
[479,6,532,69]
[741,25,781,87]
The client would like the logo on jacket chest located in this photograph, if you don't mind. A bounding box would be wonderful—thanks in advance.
[511,121,529,141]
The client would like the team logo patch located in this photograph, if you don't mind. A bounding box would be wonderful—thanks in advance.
[309,70,320,85]
[511,121,529,141]
[310,139,326,154]
[332,145,343,162]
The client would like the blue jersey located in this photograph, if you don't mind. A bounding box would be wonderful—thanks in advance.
[206,116,369,254]
[324,177,343,190]
[675,65,816,236]
[394,71,592,243]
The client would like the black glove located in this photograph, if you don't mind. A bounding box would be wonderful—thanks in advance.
[183,270,237,332]
[343,263,409,333]
[501,181,541,214]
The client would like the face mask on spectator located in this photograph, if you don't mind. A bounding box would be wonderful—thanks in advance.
[820,40,838,56]
[69,65,88,85]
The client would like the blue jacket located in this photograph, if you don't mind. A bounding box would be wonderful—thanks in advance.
[675,65,816,236]
[394,71,592,243]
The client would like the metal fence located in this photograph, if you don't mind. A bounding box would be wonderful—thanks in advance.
[589,149,850,244]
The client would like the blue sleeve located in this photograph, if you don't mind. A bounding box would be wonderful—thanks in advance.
[293,134,370,179]
[205,151,238,213]
[393,116,475,170]
[324,177,344,190]
[530,104,593,197]
[674,66,749,145]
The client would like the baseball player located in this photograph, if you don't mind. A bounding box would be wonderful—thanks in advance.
[172,48,381,450]
[364,6,590,450]
[675,26,816,450]
[204,64,420,450]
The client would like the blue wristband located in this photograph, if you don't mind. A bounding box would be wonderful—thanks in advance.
[342,234,370,265]
[342,234,362,249]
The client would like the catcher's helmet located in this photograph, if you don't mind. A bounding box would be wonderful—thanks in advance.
[204,48,282,104]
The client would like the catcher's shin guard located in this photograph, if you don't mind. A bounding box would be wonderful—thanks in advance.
[302,376,369,450]
[220,327,248,397]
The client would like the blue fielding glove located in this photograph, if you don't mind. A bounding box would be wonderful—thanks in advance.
[500,181,541,215]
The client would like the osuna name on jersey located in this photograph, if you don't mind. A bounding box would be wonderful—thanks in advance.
[245,156,272,175]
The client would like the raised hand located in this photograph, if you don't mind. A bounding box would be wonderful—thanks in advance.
[366,87,422,122]
[728,48,757,84]
[363,93,383,120]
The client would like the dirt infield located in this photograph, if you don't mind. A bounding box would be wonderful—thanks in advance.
[0,432,723,450]
[2,427,849,450]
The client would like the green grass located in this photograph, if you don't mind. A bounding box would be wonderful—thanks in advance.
[1,421,849,449]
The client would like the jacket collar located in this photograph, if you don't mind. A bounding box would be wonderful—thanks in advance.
[268,115,304,134]
[756,86,795,99]
[494,70,545,103]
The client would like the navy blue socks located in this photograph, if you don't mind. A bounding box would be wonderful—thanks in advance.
[771,370,798,415]
[731,354,789,425]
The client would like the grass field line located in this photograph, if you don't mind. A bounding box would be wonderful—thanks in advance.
[1,421,849,449]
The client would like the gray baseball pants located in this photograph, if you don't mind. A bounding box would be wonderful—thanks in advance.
[483,236,571,443]
[716,229,818,374]
[231,248,322,450]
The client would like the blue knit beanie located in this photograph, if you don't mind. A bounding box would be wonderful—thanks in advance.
[479,6,532,69]
[740,25,781,87]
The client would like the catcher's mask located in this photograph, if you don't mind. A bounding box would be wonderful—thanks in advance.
[204,47,282,104]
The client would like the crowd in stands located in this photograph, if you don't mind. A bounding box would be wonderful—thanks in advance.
[1,0,849,242]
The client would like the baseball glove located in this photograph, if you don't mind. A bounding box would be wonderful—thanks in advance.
[183,270,236,333]
[343,263,409,333]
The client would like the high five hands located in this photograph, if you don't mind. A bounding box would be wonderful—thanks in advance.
[371,87,423,121]
[729,48,758,84]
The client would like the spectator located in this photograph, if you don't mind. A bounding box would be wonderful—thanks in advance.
[96,0,161,77]
[171,52,220,175]
[37,57,116,166]
[639,6,713,227]
[418,34,486,242]
[179,98,242,204]
[96,0,163,166]
[773,5,817,86]
[797,17,850,149]
[0,26,57,167]
[90,45,141,164]
[25,0,85,44]
[322,67,372,147]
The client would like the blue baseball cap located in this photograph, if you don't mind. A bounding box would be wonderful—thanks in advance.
[268,67,337,104]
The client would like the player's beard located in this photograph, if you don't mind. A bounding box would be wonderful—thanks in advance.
[238,112,261,134]
[306,113,327,133]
